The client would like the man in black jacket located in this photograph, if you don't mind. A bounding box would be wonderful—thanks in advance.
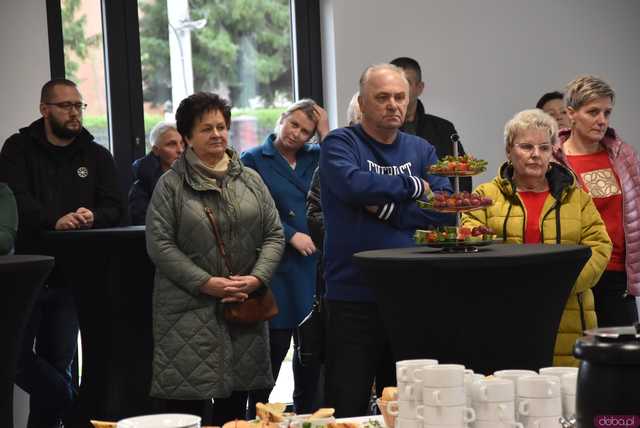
[390,57,472,192]
[0,78,125,428]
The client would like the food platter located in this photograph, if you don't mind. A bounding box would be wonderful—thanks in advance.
[421,239,501,253]
[428,170,482,177]
[417,192,492,213]
[427,155,487,177]
[417,200,490,213]
[415,227,499,253]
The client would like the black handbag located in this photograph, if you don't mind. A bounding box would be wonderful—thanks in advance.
[296,258,326,366]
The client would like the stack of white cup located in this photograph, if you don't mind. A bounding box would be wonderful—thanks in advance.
[470,377,522,428]
[538,367,578,420]
[464,372,485,408]
[516,375,562,428]
[493,370,538,423]
[392,359,438,428]
[414,364,476,428]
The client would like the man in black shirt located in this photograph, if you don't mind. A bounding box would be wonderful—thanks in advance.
[0,78,125,428]
[390,57,472,192]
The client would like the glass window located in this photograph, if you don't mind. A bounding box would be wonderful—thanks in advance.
[137,0,293,153]
[61,0,111,151]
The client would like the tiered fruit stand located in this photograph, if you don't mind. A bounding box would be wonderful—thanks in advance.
[416,135,497,252]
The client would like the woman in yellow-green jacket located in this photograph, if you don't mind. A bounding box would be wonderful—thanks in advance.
[462,109,611,366]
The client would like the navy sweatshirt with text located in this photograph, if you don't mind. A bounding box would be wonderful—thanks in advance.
[319,125,455,302]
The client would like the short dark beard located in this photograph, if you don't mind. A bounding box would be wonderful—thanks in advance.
[49,116,82,140]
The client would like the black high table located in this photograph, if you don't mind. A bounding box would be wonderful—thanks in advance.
[45,227,154,427]
[353,244,591,375]
[0,255,54,428]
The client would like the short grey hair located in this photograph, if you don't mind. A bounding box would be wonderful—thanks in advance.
[565,75,615,111]
[149,121,178,147]
[358,63,409,98]
[504,109,558,148]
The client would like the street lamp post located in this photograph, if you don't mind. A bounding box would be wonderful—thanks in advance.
[166,0,206,120]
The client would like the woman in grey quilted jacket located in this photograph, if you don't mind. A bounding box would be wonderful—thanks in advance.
[145,92,284,426]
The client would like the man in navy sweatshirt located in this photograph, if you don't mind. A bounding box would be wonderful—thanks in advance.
[320,64,454,416]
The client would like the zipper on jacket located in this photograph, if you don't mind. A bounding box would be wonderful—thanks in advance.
[539,200,560,243]
[576,292,587,332]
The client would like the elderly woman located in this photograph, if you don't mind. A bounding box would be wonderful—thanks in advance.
[554,75,640,327]
[145,92,284,425]
[536,91,570,129]
[462,109,611,366]
[241,99,329,413]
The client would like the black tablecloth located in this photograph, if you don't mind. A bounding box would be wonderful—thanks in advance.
[353,243,591,374]
[45,227,154,426]
[0,255,54,428]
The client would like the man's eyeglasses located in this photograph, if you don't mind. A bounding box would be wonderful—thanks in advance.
[45,102,87,112]
[513,143,552,154]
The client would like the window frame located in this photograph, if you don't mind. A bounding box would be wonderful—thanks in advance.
[47,0,323,192]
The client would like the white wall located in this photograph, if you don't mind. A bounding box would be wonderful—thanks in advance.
[321,0,640,184]
[0,0,50,150]
[0,1,50,425]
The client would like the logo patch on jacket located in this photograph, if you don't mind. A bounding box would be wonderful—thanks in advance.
[77,167,89,178]
[580,168,621,198]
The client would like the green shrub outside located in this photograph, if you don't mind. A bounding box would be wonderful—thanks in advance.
[83,107,285,135]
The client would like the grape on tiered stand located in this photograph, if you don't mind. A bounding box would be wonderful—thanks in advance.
[417,191,492,213]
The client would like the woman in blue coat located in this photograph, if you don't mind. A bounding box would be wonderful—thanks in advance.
[241,99,329,414]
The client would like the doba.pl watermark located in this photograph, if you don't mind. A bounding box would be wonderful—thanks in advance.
[595,415,640,428]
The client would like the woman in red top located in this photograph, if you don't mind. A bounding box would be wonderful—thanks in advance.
[554,75,640,327]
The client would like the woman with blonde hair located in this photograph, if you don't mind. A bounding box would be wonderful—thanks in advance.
[242,99,329,413]
[553,75,640,327]
[462,108,611,366]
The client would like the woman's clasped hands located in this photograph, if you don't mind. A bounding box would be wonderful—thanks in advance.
[200,275,262,303]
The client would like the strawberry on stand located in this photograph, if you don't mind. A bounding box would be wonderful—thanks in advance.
[417,191,492,212]
[414,226,496,245]
[428,155,488,176]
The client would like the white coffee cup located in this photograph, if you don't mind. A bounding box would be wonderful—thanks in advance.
[423,386,466,406]
[475,421,524,428]
[398,381,421,402]
[474,400,516,422]
[415,364,466,388]
[415,404,475,425]
[520,415,563,428]
[538,367,578,379]
[517,375,561,398]
[494,370,538,394]
[518,397,562,417]
[395,417,422,428]
[560,372,577,396]
[396,359,439,383]
[387,400,420,419]
[471,377,515,403]
[464,372,485,407]
[562,393,575,419]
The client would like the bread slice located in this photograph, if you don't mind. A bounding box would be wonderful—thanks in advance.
[308,408,335,420]
[255,402,286,422]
